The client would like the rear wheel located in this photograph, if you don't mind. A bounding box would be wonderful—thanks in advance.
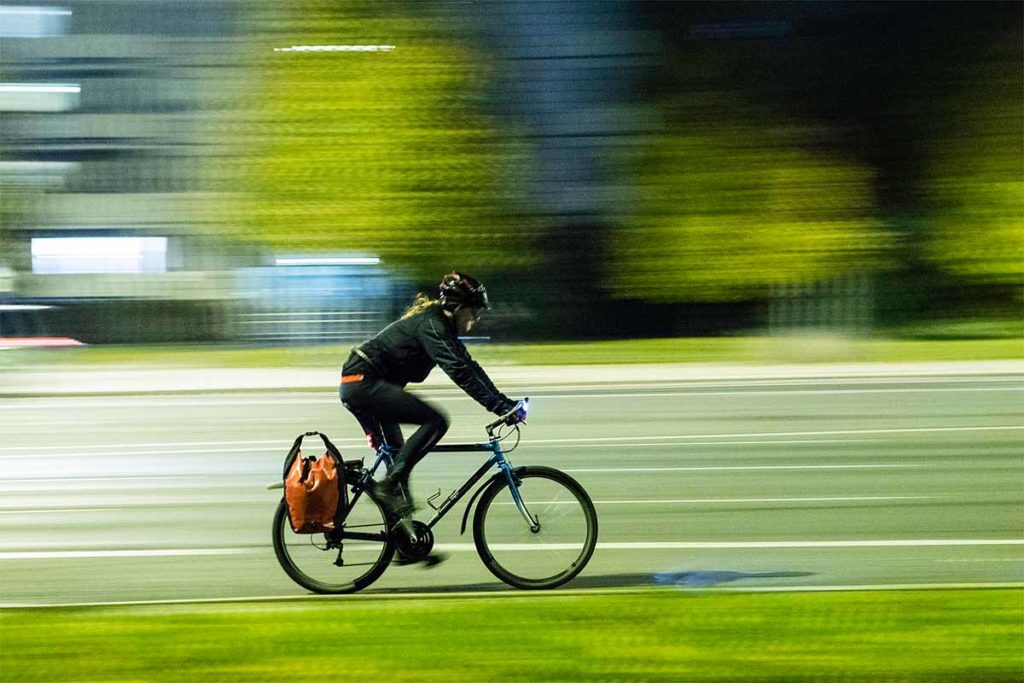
[272,483,394,594]
[473,466,598,589]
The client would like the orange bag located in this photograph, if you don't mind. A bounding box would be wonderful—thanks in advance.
[282,432,347,534]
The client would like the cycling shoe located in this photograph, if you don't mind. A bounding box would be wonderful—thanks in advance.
[377,479,415,518]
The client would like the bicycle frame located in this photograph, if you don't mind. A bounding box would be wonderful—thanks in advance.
[273,399,598,593]
[344,434,539,535]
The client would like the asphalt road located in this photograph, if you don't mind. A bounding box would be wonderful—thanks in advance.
[1,370,1021,605]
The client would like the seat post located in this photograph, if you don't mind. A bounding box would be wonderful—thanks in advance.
[369,443,396,478]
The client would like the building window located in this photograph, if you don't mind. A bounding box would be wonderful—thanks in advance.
[31,236,168,274]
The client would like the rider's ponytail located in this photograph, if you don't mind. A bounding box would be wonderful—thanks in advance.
[401,293,439,319]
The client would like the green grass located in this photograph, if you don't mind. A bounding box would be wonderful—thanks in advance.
[6,335,1023,368]
[2,589,1022,682]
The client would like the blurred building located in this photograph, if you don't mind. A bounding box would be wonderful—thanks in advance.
[0,2,400,344]
[1,2,237,341]
[234,257,400,345]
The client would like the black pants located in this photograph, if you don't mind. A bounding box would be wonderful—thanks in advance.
[340,376,449,486]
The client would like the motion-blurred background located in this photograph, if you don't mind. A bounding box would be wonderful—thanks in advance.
[1,0,1020,347]
[1,7,1022,680]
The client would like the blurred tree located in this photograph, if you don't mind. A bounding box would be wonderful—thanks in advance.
[921,63,1024,288]
[214,2,537,279]
[627,1,1020,329]
[610,115,888,302]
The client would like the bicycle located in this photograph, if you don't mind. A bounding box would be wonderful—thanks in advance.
[271,399,598,594]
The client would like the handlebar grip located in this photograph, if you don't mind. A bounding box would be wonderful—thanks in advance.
[486,397,529,433]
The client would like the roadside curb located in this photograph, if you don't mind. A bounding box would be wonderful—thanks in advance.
[2,360,1021,398]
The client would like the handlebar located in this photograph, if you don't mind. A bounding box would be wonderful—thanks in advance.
[485,397,529,436]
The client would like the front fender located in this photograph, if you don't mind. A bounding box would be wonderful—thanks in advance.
[459,467,525,535]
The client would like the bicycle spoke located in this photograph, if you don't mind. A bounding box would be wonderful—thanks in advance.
[272,483,394,594]
[474,467,597,589]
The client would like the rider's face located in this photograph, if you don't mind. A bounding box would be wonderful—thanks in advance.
[454,306,481,334]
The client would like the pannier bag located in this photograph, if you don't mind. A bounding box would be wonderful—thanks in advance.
[282,431,348,534]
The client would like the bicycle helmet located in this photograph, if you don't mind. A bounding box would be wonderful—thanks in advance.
[439,271,489,311]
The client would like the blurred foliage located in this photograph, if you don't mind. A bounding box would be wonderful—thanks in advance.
[212,1,538,279]
[0,188,24,263]
[3,590,1021,681]
[0,184,36,273]
[611,115,889,303]
[203,0,1016,318]
[922,61,1024,287]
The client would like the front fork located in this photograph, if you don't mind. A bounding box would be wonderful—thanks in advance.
[499,460,540,533]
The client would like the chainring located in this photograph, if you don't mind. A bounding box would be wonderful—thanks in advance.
[394,520,434,562]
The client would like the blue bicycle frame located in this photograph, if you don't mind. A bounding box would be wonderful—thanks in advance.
[353,433,539,534]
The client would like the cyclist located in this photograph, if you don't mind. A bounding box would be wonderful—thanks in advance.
[340,272,525,527]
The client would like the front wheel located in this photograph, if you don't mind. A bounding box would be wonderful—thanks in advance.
[272,482,395,594]
[473,466,598,589]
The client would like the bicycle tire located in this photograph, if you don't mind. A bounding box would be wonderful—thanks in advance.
[272,483,395,594]
[473,466,598,589]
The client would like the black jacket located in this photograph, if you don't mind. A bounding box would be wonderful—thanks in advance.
[346,304,514,415]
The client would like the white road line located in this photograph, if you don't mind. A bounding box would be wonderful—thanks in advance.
[6,416,304,428]
[0,475,219,483]
[541,438,886,449]
[2,382,1015,409]
[0,495,945,514]
[0,548,258,559]
[0,398,331,410]
[600,496,938,504]
[0,446,286,459]
[3,582,1023,609]
[565,376,1024,387]
[3,539,1022,560]
[0,424,1019,459]
[539,387,1024,399]
[0,438,293,452]
[527,376,1024,390]
[602,540,1024,549]
[438,540,1024,551]
[716,582,1024,593]
[0,508,124,515]
[0,463,923,483]
[494,496,942,506]
[0,440,872,459]
[527,426,1024,444]
[564,464,924,473]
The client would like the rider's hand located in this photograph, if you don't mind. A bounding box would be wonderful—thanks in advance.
[493,397,527,425]
[508,400,528,425]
